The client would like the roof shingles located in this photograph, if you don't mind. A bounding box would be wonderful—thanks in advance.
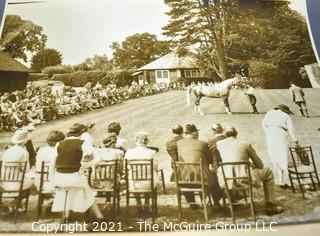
[137,51,198,71]
[0,50,29,72]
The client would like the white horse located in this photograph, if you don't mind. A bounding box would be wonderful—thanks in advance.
[186,77,241,115]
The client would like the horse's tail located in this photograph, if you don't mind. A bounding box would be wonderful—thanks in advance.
[186,86,192,106]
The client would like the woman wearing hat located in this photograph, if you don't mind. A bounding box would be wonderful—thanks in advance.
[51,123,104,220]
[262,104,299,187]
[0,128,34,191]
[34,130,65,193]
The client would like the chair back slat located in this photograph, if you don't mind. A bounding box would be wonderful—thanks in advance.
[289,146,313,167]
[174,162,202,185]
[0,161,27,183]
[219,161,251,190]
[90,160,118,190]
[36,161,51,192]
[125,159,154,191]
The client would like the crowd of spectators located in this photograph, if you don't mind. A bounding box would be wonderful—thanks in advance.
[0,81,186,131]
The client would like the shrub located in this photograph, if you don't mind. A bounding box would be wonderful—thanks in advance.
[29,73,49,81]
[50,69,134,87]
[42,65,73,78]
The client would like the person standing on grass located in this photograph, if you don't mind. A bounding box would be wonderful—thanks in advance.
[243,83,259,114]
[262,104,299,188]
[289,81,309,117]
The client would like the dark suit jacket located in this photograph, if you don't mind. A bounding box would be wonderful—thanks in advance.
[166,135,183,163]
[177,137,213,186]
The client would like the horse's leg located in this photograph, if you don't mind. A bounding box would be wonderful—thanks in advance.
[223,97,232,115]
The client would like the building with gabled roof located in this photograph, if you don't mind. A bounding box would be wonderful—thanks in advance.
[0,50,29,93]
[132,51,201,84]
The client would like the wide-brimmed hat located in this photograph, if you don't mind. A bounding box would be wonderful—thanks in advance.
[47,130,65,144]
[211,123,223,133]
[275,104,293,115]
[102,132,117,147]
[67,123,88,137]
[185,124,200,134]
[11,128,30,144]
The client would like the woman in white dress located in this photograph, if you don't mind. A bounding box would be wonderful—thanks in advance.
[34,130,65,193]
[262,104,299,187]
[51,123,103,220]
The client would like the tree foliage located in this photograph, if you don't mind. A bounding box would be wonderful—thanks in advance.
[31,48,63,72]
[111,33,171,70]
[0,15,47,62]
[163,0,231,80]
[163,0,316,87]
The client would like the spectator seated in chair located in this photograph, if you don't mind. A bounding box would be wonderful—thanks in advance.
[216,126,284,216]
[34,130,65,193]
[125,131,160,213]
[0,128,34,192]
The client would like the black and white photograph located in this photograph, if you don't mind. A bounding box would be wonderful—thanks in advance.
[0,0,319,234]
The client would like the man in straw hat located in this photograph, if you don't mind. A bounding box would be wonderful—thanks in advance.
[177,124,223,209]
[262,104,299,188]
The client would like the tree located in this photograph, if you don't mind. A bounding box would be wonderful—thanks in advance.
[163,0,315,86]
[225,1,315,87]
[111,33,171,69]
[163,0,230,80]
[83,54,113,71]
[0,15,47,62]
[73,54,113,71]
[31,48,63,72]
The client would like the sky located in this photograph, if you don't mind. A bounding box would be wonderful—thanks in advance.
[5,0,307,66]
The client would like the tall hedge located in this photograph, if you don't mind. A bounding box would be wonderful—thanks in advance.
[51,70,134,87]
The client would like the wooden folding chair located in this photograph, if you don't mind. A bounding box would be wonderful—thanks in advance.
[156,169,166,193]
[125,159,157,223]
[288,146,320,198]
[0,161,30,223]
[35,161,55,221]
[220,161,256,223]
[173,160,213,222]
[90,160,120,219]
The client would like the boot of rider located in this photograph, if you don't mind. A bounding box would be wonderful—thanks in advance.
[299,108,305,117]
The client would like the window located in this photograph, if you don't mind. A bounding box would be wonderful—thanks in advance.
[155,70,170,84]
[185,69,200,78]
[156,70,169,79]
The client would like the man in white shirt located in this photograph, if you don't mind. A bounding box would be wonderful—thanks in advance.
[262,104,299,187]
[125,131,159,213]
